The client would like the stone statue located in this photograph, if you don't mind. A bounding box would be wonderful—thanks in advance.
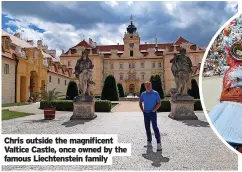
[168,48,198,120]
[170,48,193,96]
[74,50,94,97]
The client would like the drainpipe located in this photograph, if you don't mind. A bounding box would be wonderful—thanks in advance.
[15,58,19,103]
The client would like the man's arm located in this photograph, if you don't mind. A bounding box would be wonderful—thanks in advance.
[139,102,144,112]
[139,94,144,112]
[152,102,161,112]
[152,92,161,112]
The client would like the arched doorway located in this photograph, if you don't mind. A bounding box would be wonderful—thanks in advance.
[129,84,135,94]
[29,71,38,95]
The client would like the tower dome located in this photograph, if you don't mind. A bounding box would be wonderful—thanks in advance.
[126,15,137,34]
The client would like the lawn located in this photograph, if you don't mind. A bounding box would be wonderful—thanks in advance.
[2,102,29,107]
[2,109,34,120]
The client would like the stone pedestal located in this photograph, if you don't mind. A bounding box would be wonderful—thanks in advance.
[70,96,97,120]
[168,95,198,120]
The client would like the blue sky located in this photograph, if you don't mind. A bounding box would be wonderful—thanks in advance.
[2,1,238,57]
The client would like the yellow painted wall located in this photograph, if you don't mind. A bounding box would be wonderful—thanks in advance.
[17,48,48,102]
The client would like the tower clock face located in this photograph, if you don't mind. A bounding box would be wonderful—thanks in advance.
[129,43,134,48]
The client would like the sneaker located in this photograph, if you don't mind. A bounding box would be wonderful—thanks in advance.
[157,143,162,151]
[144,141,152,147]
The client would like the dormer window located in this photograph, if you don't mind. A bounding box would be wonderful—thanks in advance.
[5,38,10,50]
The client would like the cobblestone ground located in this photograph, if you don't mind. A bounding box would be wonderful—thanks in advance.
[2,110,237,171]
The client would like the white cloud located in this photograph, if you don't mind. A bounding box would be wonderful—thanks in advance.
[4,13,127,58]
[225,1,238,13]
[104,1,118,8]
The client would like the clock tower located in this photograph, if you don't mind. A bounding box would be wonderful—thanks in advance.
[122,15,141,58]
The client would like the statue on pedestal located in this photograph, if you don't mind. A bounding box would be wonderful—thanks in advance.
[71,49,96,120]
[170,48,193,96]
[169,48,197,120]
[74,49,95,97]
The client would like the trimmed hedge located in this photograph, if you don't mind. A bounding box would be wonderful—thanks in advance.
[194,99,203,111]
[117,83,125,97]
[157,100,171,112]
[40,100,112,112]
[157,99,203,112]
[101,75,119,101]
[95,100,112,112]
[66,81,78,100]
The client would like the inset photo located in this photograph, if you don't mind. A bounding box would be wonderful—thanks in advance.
[202,13,242,154]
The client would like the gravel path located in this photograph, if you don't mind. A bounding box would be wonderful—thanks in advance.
[2,111,237,171]
[113,101,141,112]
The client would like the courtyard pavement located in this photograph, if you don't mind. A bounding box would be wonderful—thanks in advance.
[2,103,238,171]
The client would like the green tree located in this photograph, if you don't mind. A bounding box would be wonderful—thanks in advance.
[66,81,78,100]
[150,75,164,99]
[117,83,125,97]
[101,75,119,101]
[188,79,200,99]
[140,83,146,95]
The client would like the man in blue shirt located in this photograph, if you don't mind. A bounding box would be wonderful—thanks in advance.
[139,81,162,151]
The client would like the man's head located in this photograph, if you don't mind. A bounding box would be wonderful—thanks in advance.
[145,81,152,92]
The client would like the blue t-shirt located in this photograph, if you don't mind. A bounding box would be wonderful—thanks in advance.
[139,89,161,113]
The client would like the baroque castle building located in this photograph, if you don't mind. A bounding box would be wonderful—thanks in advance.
[60,17,204,96]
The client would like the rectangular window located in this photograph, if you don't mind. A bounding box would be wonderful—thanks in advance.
[141,63,144,68]
[49,75,51,82]
[130,50,133,57]
[68,61,71,67]
[152,63,155,68]
[142,74,145,80]
[110,63,114,69]
[58,78,60,84]
[5,39,10,50]
[129,63,131,69]
[132,63,135,68]
[158,62,161,67]
[120,74,123,80]
[65,80,67,85]
[120,63,123,69]
[4,64,9,74]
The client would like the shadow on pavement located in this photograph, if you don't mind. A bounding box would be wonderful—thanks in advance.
[181,119,209,127]
[142,147,170,167]
[62,119,91,127]
[24,119,57,123]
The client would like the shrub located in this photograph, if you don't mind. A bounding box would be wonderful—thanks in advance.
[194,99,203,111]
[157,100,171,112]
[101,75,119,101]
[157,99,203,112]
[66,81,78,100]
[40,100,73,111]
[188,79,200,99]
[117,83,125,97]
[95,100,112,112]
[140,83,146,95]
[39,88,64,108]
[40,100,112,112]
[150,75,164,99]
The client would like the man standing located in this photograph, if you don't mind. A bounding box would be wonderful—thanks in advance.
[139,81,162,151]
